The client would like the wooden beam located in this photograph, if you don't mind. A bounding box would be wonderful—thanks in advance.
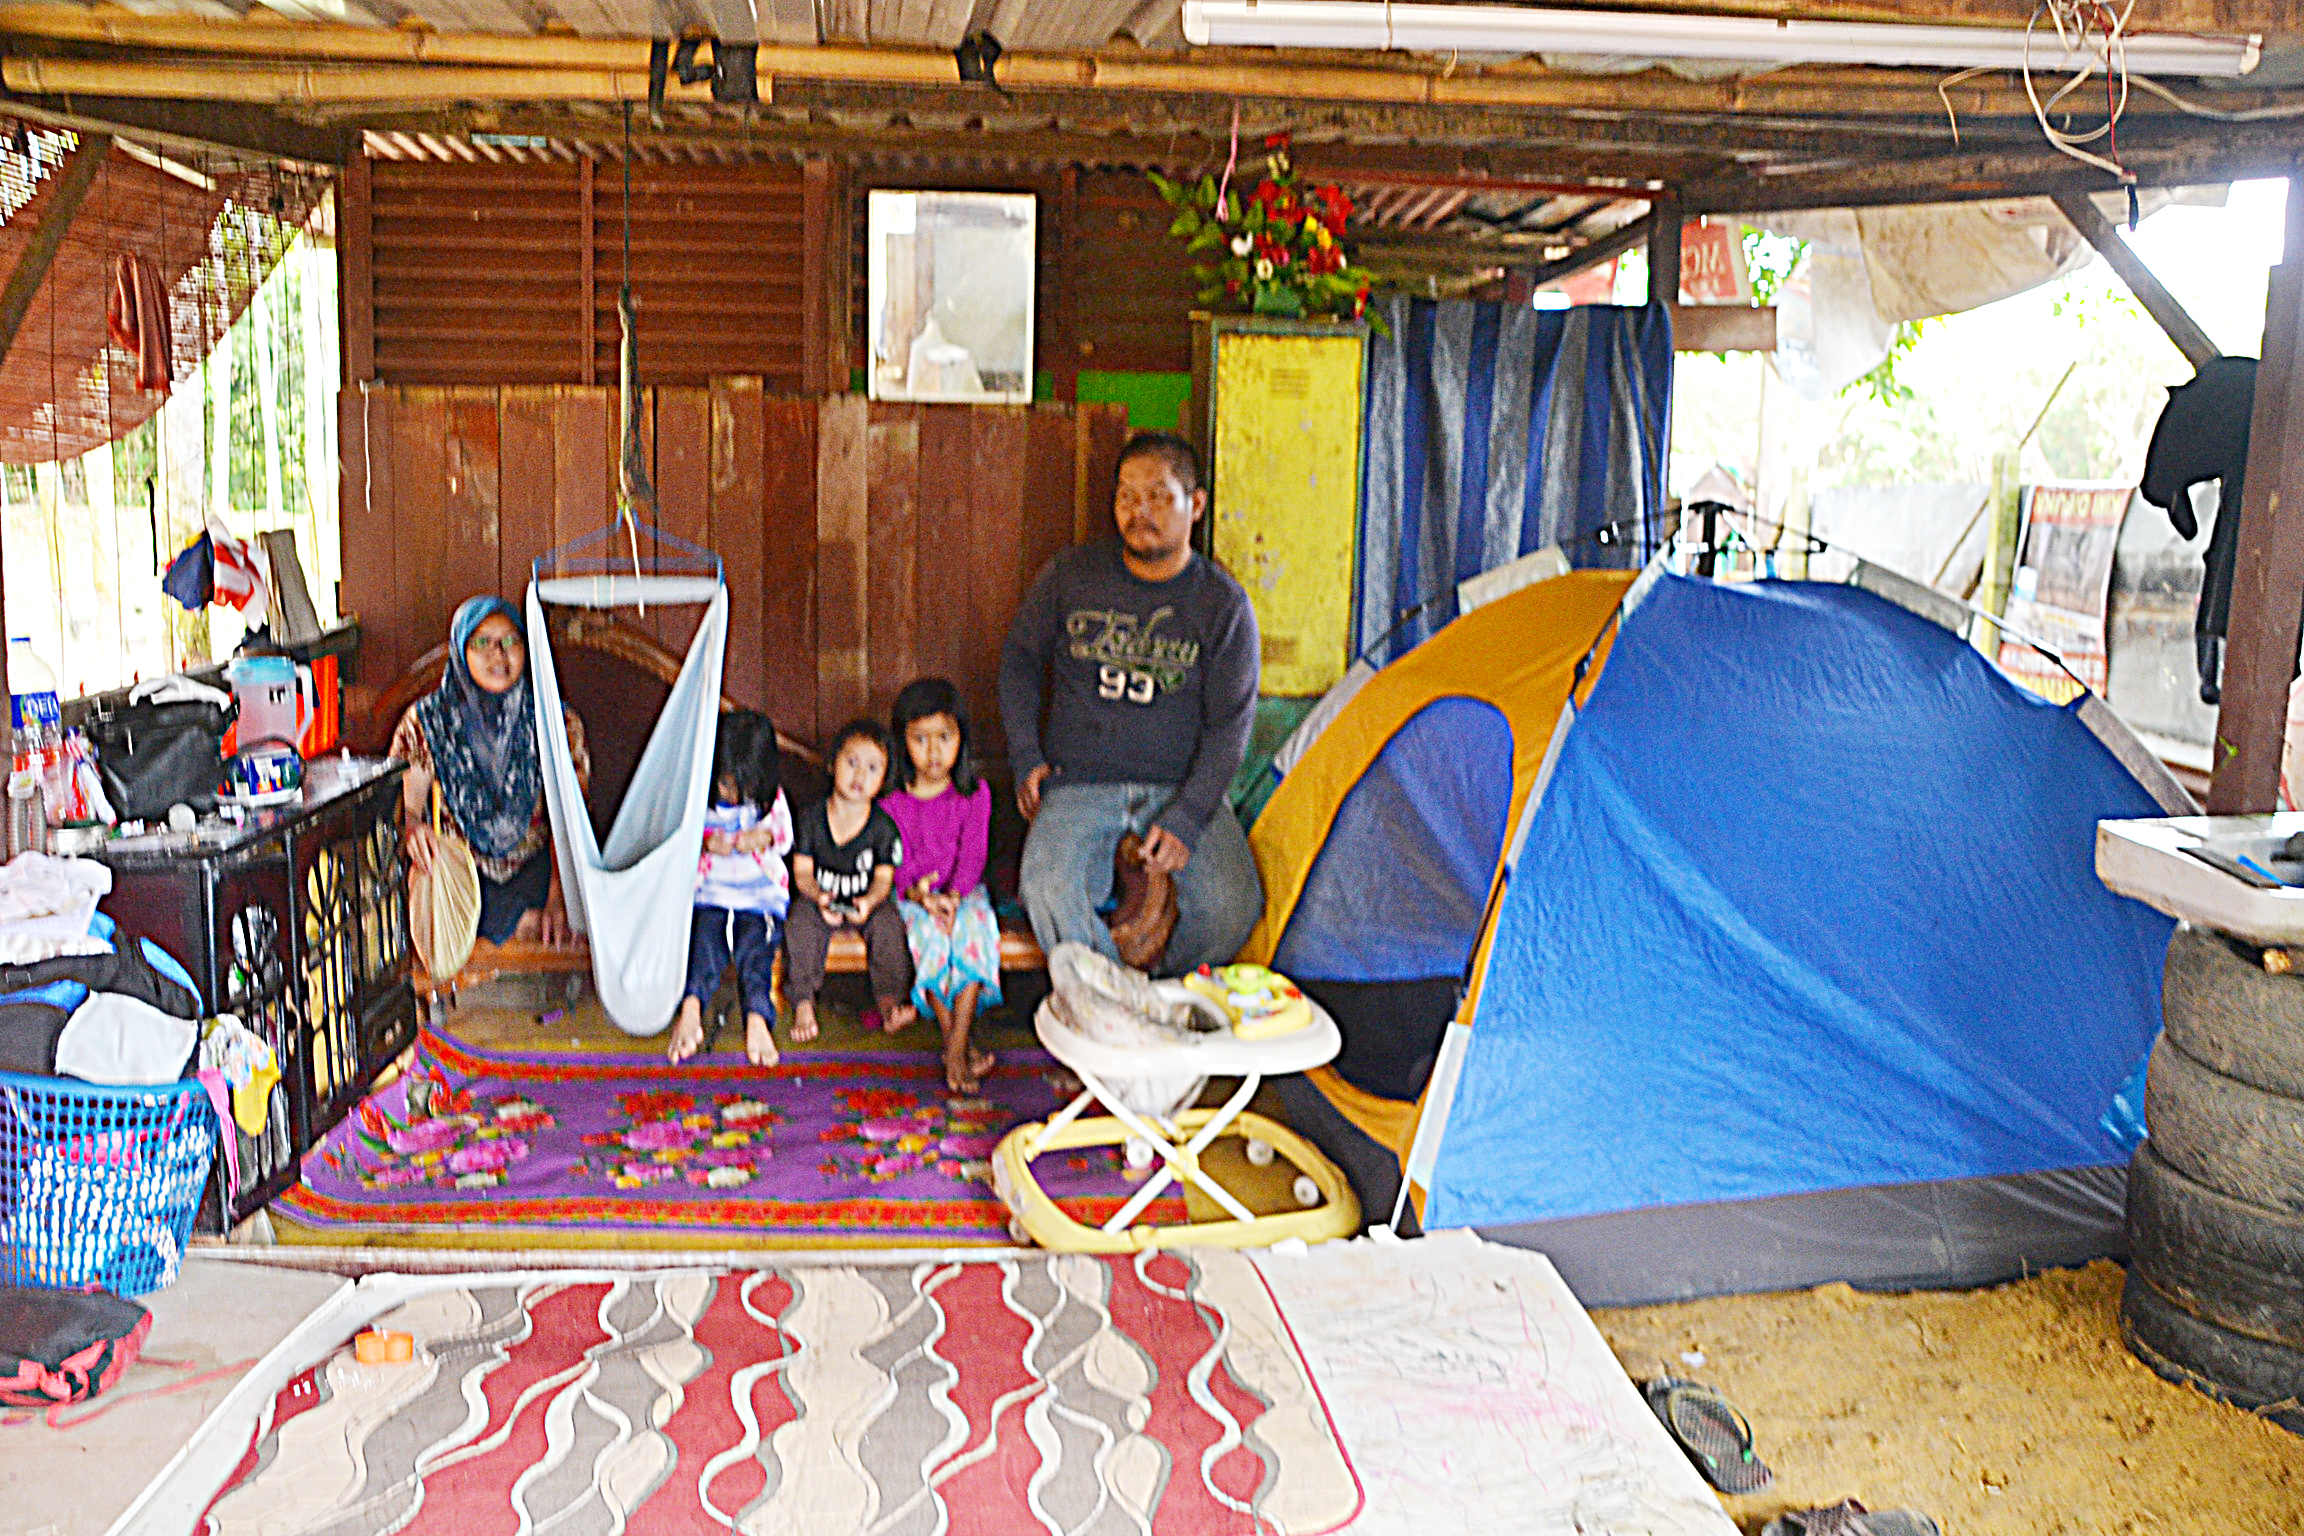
[0,93,353,166]
[330,83,2031,172]
[1524,211,1657,288]
[2,58,716,106]
[2052,192,2218,369]
[4,0,2297,47]
[2208,172,2304,814]
[1693,124,2304,213]
[338,151,374,384]
[578,152,595,385]
[1647,195,1683,307]
[1670,303,1777,351]
[7,33,2278,124]
[800,156,834,394]
[0,134,110,374]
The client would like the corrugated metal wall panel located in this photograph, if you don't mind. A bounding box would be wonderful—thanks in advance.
[364,157,806,388]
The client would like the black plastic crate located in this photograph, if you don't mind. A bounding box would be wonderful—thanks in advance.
[95,758,411,1228]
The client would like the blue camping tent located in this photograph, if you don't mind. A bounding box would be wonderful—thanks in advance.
[1409,571,2186,1304]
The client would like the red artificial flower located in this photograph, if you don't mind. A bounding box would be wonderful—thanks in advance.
[1252,178,1280,207]
[620,1090,695,1121]
[1264,131,1292,149]
[836,1087,919,1116]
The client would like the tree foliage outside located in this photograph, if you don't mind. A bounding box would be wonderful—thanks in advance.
[1672,236,2202,507]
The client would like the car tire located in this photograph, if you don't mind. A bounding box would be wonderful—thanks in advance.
[2120,1269,2304,1435]
[2144,1039,2304,1215]
[2127,1143,2304,1351]
[2162,922,2304,1099]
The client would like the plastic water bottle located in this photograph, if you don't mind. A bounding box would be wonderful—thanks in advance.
[10,636,59,749]
[8,637,58,856]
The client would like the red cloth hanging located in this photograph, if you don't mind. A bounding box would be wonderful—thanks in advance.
[103,252,172,396]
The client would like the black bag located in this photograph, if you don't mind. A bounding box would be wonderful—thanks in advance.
[0,1286,151,1409]
[0,939,208,1074]
[88,694,235,822]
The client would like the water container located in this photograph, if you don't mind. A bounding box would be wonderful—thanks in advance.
[225,655,312,753]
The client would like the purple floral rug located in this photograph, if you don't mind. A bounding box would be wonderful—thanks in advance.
[280,1029,1183,1242]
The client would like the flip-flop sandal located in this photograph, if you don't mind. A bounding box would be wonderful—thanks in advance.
[1761,1499,1941,1536]
[1642,1376,1774,1494]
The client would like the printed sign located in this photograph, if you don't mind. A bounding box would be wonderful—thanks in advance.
[1996,483,2131,701]
[1678,218,1752,305]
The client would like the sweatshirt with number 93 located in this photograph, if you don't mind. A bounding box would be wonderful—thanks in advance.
[998,540,1260,849]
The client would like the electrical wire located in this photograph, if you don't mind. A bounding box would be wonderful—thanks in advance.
[1937,0,2145,183]
[2128,72,2304,121]
[2020,0,2135,183]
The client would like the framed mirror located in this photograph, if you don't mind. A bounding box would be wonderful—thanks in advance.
[867,190,1037,404]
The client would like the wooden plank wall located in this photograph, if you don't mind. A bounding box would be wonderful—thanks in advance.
[339,384,1130,761]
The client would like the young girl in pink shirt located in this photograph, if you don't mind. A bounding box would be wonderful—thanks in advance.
[883,678,1001,1093]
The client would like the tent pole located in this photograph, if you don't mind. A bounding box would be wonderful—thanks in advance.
[2208,169,2304,814]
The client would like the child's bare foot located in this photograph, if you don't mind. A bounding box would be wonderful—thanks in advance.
[745,1011,779,1067]
[944,1046,996,1095]
[790,999,819,1043]
[667,998,705,1064]
[881,1000,918,1034]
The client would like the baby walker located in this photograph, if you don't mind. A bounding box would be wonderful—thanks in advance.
[992,954,1361,1252]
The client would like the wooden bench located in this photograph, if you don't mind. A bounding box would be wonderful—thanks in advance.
[362,613,1050,1009]
[410,924,1049,1011]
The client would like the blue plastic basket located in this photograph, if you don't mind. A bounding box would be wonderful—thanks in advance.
[0,1071,219,1297]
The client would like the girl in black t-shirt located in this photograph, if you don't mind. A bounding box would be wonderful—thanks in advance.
[786,719,914,1043]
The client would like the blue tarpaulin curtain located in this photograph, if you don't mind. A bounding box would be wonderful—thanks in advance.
[1356,297,1674,662]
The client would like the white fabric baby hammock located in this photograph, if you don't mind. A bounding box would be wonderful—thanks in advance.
[526,524,726,1034]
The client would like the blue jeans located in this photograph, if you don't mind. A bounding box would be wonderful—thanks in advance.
[685,906,780,1019]
[1019,782,1264,976]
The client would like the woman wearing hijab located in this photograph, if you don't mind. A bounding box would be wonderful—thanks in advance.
[391,595,590,946]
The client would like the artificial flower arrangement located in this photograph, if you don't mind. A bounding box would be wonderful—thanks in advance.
[1151,133,1378,324]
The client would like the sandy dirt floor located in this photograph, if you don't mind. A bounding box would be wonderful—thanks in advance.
[1597,1262,2304,1536]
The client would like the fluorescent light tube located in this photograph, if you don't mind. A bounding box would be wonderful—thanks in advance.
[1181,0,2262,77]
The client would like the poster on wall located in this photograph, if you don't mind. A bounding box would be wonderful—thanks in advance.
[1996,483,2131,702]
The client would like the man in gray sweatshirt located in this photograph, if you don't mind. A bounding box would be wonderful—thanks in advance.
[1000,431,1265,974]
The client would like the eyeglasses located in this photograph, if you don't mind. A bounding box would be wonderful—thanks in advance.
[467,633,524,657]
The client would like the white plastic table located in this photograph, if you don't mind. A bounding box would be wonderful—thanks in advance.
[998,987,1354,1247]
[2099,812,2304,944]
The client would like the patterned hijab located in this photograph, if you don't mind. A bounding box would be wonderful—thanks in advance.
[415,595,542,860]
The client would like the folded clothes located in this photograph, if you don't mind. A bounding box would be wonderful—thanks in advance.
[0,852,113,965]
[54,992,197,1086]
[0,851,111,924]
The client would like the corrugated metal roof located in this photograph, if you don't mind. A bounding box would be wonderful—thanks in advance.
[176,0,1183,48]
